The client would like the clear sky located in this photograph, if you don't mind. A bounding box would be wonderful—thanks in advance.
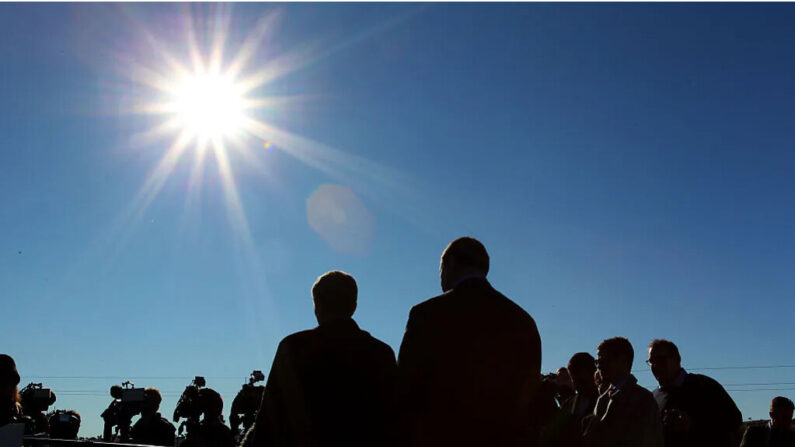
[2,2,795,437]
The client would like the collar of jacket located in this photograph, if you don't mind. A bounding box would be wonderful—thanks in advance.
[451,275,489,290]
[316,317,359,331]
[608,374,638,397]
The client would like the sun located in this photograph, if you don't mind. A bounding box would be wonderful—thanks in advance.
[171,72,246,141]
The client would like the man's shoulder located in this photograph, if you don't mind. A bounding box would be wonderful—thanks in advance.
[626,382,658,404]
[743,424,768,439]
[410,285,532,320]
[157,416,175,431]
[279,328,317,348]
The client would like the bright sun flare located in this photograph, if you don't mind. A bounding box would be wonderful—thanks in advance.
[172,73,246,141]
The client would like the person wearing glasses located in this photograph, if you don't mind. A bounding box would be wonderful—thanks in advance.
[740,396,795,447]
[582,337,663,447]
[647,339,742,447]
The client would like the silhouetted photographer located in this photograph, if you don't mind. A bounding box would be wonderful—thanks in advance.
[130,388,175,446]
[245,270,398,447]
[229,370,265,441]
[180,388,235,447]
[101,381,145,442]
[19,382,56,435]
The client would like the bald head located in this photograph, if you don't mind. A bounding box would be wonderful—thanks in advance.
[440,237,489,291]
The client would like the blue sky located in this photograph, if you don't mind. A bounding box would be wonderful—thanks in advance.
[2,3,795,437]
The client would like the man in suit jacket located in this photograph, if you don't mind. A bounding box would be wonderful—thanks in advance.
[740,397,795,447]
[398,237,542,447]
[247,271,398,447]
[648,339,742,447]
[583,337,664,447]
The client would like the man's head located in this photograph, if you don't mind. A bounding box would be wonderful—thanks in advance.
[0,354,20,400]
[568,352,597,392]
[555,367,574,392]
[770,396,794,430]
[141,387,162,415]
[312,271,357,325]
[647,339,682,387]
[440,237,489,292]
[596,337,634,386]
[200,388,224,419]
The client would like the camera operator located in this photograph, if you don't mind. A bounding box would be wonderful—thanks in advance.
[130,388,176,447]
[183,389,235,447]
[0,354,24,428]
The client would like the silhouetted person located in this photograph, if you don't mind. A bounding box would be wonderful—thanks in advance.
[184,389,235,447]
[583,337,663,447]
[0,354,23,428]
[247,271,398,447]
[593,370,607,396]
[555,367,576,405]
[130,388,176,446]
[398,237,542,447]
[542,353,600,447]
[740,397,795,447]
[648,339,742,447]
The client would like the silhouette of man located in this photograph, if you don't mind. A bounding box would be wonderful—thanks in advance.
[130,388,176,446]
[0,354,23,428]
[247,271,398,447]
[184,389,235,447]
[740,396,795,447]
[583,337,663,447]
[398,237,542,447]
[648,339,742,447]
[543,353,600,447]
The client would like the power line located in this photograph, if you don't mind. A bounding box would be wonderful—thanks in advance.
[633,365,795,373]
[22,376,244,380]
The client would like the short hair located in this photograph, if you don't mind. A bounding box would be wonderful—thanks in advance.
[144,387,162,404]
[568,352,596,374]
[772,396,795,412]
[200,388,223,416]
[648,339,681,361]
[442,237,489,274]
[598,337,634,366]
[312,271,357,318]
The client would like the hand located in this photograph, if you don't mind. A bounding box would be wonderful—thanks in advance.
[663,409,692,433]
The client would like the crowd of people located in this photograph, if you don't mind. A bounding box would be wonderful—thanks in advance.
[2,236,794,446]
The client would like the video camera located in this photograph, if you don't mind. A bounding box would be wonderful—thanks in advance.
[101,381,145,442]
[229,370,266,436]
[173,376,207,436]
[48,410,81,440]
[20,383,57,414]
[20,383,57,434]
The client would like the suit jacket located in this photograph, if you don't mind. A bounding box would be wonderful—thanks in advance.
[398,277,542,447]
[583,375,664,447]
[250,318,397,447]
[740,424,795,447]
[653,371,742,447]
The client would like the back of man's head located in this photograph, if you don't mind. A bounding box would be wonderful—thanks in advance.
[200,388,224,419]
[312,270,358,324]
[440,237,489,291]
[143,387,162,412]
[568,352,597,391]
